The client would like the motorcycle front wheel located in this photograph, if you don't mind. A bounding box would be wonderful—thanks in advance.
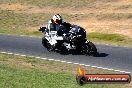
[82,41,97,56]
[42,37,54,52]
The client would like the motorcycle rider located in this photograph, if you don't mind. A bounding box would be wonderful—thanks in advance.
[47,14,71,33]
[46,14,72,51]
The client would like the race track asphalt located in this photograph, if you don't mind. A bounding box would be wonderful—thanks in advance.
[0,34,132,73]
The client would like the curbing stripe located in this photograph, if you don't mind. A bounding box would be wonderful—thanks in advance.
[0,51,131,74]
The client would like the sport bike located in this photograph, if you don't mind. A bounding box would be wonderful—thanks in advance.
[39,25,97,56]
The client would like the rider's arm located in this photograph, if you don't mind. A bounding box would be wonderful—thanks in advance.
[62,22,72,31]
[47,20,56,31]
[47,23,55,31]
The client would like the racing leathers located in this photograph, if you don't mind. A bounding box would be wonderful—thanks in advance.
[46,19,71,51]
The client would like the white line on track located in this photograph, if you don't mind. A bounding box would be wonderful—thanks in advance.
[29,56,35,58]
[73,63,79,65]
[0,51,131,74]
[91,65,98,68]
[79,64,85,66]
[48,59,54,61]
[36,57,41,59]
[54,60,61,62]
[107,69,114,71]
[7,53,13,55]
[66,62,72,64]
[1,52,7,54]
[85,65,91,67]
[20,55,26,57]
[61,61,66,63]
[14,53,20,56]
[41,58,47,60]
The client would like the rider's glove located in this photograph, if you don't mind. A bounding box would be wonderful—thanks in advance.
[39,27,46,33]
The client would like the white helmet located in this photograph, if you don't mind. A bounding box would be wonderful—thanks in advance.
[52,14,62,24]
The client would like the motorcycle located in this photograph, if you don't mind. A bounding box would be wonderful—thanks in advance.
[39,25,97,56]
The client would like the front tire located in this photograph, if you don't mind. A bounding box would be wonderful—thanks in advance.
[82,41,97,56]
[88,41,97,56]
[42,37,54,51]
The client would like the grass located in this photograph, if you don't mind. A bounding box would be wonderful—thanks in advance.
[0,10,51,28]
[0,10,51,35]
[0,0,132,87]
[0,10,83,35]
[0,0,132,47]
[0,53,131,88]
[89,32,125,42]
[88,32,132,47]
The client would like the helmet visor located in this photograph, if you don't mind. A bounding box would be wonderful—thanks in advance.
[55,19,62,24]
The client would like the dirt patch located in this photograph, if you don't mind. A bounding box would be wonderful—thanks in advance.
[73,20,132,38]
[23,26,40,32]
[0,3,86,14]
[0,2,132,14]
[0,3,132,38]
[0,3,28,11]
[0,0,132,15]
[24,22,132,38]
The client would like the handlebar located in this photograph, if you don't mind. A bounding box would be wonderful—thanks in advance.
[39,27,46,33]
